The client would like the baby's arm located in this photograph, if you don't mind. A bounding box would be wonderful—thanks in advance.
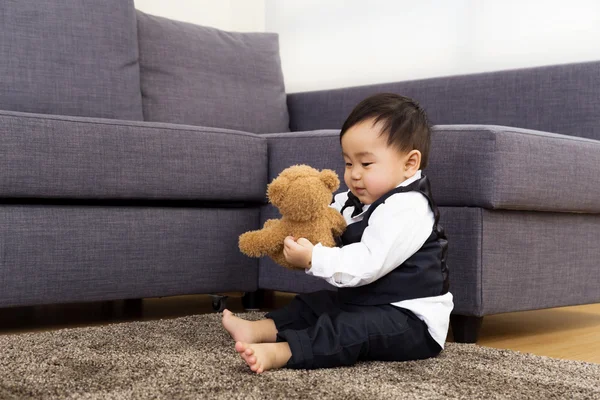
[309,193,433,287]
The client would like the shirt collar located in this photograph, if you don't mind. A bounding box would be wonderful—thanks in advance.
[397,169,422,188]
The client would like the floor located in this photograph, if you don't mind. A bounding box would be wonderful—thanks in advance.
[1,292,599,364]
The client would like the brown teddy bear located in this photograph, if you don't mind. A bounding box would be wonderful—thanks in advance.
[239,164,347,270]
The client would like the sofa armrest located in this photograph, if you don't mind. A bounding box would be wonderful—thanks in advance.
[428,125,600,213]
[287,61,600,141]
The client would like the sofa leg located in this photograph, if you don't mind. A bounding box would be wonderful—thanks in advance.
[242,290,264,311]
[123,298,143,317]
[450,314,483,343]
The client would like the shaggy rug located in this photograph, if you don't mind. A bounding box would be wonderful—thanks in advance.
[0,312,598,400]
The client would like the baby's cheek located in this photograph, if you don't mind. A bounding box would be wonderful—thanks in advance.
[365,176,386,198]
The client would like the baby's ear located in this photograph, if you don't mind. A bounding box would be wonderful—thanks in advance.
[320,169,340,192]
[267,176,289,205]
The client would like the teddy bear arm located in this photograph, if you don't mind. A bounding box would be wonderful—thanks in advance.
[239,222,285,257]
[263,219,277,229]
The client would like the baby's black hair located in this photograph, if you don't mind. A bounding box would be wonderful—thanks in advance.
[340,93,431,169]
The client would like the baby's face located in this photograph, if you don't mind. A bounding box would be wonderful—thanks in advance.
[341,118,411,205]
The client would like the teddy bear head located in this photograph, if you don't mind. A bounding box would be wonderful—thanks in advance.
[267,165,340,222]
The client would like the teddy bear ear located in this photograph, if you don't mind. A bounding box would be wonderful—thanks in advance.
[267,176,289,204]
[320,169,340,192]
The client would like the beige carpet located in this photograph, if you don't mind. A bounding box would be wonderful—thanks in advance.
[0,312,598,400]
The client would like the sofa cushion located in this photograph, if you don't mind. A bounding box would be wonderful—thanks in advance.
[0,206,259,307]
[136,11,289,133]
[262,127,600,213]
[0,0,143,121]
[0,111,267,201]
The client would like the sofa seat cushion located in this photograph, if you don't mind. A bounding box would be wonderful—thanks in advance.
[0,205,259,307]
[136,11,289,133]
[0,0,143,121]
[263,126,600,213]
[0,111,266,201]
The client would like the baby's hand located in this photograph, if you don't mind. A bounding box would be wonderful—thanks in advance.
[283,236,314,269]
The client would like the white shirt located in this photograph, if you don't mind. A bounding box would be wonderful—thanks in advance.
[308,170,454,348]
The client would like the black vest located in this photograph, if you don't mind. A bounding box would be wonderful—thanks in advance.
[336,175,449,305]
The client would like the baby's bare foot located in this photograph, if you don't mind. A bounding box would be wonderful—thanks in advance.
[235,341,292,374]
[235,341,255,365]
[222,309,257,343]
[222,309,278,344]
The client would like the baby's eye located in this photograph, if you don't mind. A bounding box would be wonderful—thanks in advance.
[362,163,373,167]
[345,162,352,167]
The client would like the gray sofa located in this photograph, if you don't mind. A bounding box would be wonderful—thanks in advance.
[1,1,599,343]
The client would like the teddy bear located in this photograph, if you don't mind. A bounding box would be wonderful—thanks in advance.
[238,164,347,270]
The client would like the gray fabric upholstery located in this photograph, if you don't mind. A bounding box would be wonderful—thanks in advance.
[0,0,143,121]
[429,125,600,212]
[438,207,484,316]
[258,257,334,294]
[287,61,600,141]
[0,110,267,201]
[264,130,345,184]
[137,11,289,133]
[264,127,600,213]
[481,210,600,315]
[0,206,259,307]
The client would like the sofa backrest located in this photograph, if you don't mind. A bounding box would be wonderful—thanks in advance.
[287,61,600,141]
[136,11,289,133]
[0,0,143,121]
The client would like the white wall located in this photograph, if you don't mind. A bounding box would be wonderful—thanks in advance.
[133,1,600,93]
[266,0,600,92]
[133,0,265,32]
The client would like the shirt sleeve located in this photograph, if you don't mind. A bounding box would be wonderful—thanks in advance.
[307,192,434,287]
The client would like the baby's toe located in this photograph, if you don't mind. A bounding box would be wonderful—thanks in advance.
[235,341,246,353]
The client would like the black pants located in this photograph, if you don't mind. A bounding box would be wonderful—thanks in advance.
[265,290,442,370]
